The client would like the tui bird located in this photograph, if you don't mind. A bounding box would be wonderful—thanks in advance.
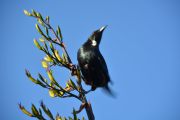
[77,26,114,95]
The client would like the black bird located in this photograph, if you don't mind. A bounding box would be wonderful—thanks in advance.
[77,26,113,95]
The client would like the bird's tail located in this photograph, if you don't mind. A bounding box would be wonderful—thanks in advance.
[103,85,116,98]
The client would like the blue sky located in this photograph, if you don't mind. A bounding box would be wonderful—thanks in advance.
[1,0,180,120]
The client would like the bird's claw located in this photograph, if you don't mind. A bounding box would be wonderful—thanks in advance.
[80,89,92,95]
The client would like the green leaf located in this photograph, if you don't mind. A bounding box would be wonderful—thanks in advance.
[35,23,49,40]
[23,10,31,16]
[39,38,45,42]
[57,26,63,40]
[33,39,42,50]
[38,73,47,83]
[43,41,49,51]
[36,79,47,88]
[40,102,54,119]
[32,9,37,17]
[72,109,78,120]
[25,70,46,87]
[19,103,34,117]
[68,117,73,120]
[47,70,55,82]
[37,18,45,27]
[45,27,49,36]
[47,70,62,89]
[28,76,38,84]
[44,55,53,62]
[45,16,50,23]
[31,104,39,116]
[54,50,62,62]
[50,43,55,53]
[37,12,43,20]
[63,117,68,120]
[62,53,68,63]
[35,24,44,35]
[69,79,77,90]
[25,70,39,84]
[39,108,42,116]
[25,69,31,77]
[56,113,62,120]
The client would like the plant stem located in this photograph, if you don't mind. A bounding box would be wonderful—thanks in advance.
[42,17,95,120]
[77,74,95,120]
[83,96,95,120]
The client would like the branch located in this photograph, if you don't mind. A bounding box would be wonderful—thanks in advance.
[23,9,95,120]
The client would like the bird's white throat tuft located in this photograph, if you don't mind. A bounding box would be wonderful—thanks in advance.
[91,40,97,46]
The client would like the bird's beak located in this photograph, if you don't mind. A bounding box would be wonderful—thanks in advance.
[99,25,107,32]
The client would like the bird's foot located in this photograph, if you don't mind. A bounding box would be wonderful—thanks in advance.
[81,89,92,95]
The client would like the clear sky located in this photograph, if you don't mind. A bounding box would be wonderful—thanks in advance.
[1,0,180,120]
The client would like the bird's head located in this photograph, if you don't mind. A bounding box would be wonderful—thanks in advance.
[86,25,107,47]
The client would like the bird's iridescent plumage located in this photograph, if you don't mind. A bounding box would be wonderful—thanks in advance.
[77,26,113,95]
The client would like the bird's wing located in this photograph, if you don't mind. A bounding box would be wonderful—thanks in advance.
[96,52,111,82]
[82,52,110,88]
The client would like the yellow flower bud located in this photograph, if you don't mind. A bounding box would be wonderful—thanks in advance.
[33,39,41,49]
[41,61,48,68]
[54,50,61,61]
[35,24,43,35]
[23,10,31,16]
[44,55,53,62]
[49,89,56,97]
[39,38,45,42]
[47,70,54,82]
